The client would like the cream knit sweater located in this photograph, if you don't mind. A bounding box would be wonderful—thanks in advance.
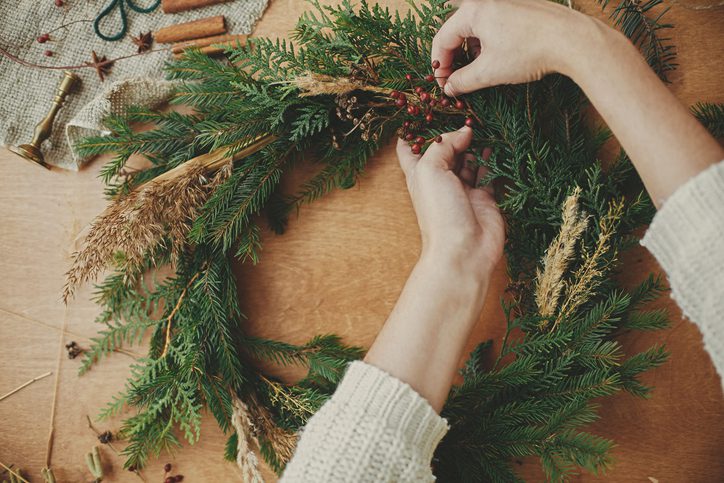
[281,161,724,482]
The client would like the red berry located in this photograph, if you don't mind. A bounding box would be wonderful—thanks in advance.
[390,90,400,99]
[407,105,416,115]
[405,133,414,141]
[127,465,137,472]
[425,74,435,82]
[435,135,443,143]
[395,97,407,107]
[174,476,184,482]
[37,34,49,43]
[413,106,420,116]
[429,99,437,107]
[440,98,451,107]
[164,478,174,483]
[411,144,421,154]
[415,136,425,144]
[414,86,423,94]
[420,92,430,102]
[425,113,433,123]
[455,100,465,109]
[405,73,412,81]
[432,59,441,69]
[403,121,410,128]
[44,50,53,57]
[465,117,475,127]
[55,0,63,6]
[164,463,172,472]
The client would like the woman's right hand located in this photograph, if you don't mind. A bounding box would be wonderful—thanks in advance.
[432,0,602,96]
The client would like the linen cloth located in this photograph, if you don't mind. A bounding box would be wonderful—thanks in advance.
[0,0,268,170]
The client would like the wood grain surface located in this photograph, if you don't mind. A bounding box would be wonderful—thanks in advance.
[1,1,722,481]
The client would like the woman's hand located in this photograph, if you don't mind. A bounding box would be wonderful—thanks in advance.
[432,0,597,96]
[364,128,504,411]
[396,127,505,277]
[433,0,723,205]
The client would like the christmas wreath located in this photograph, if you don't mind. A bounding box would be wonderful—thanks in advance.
[65,0,721,480]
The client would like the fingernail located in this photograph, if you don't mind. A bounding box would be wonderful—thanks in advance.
[444,83,453,96]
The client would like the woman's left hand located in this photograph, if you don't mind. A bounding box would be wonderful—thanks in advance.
[396,126,505,279]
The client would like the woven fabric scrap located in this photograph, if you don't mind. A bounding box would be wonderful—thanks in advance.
[0,0,268,170]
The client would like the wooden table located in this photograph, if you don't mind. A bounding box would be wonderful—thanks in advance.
[1,0,722,481]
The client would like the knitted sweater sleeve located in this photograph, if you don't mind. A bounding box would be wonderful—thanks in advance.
[280,361,449,482]
[641,160,724,391]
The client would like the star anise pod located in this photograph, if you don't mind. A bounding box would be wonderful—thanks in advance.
[131,31,153,53]
[86,50,114,82]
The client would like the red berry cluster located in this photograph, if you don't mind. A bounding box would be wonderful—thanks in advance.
[392,60,475,153]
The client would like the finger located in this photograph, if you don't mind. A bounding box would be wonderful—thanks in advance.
[396,138,420,177]
[459,153,476,187]
[477,146,494,194]
[476,165,494,195]
[431,10,474,89]
[444,54,489,97]
[420,126,473,171]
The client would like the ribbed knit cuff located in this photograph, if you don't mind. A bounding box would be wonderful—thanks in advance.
[332,361,450,462]
[641,160,724,386]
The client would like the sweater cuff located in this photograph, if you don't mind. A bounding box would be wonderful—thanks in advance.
[332,361,449,462]
[641,160,724,381]
[641,160,724,319]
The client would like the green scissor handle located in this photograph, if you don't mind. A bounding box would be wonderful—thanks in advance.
[94,0,161,42]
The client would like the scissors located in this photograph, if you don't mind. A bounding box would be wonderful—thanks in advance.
[94,0,161,42]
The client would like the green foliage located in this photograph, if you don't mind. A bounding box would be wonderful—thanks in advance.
[693,102,724,138]
[76,0,682,480]
[598,0,677,80]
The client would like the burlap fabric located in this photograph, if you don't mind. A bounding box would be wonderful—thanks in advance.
[0,0,268,170]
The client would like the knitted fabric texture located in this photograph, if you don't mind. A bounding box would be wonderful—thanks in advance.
[642,160,724,391]
[0,0,268,170]
[281,361,449,482]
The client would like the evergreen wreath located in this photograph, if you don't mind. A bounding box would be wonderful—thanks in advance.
[65,0,724,480]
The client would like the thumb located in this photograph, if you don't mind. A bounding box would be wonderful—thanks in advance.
[443,56,489,97]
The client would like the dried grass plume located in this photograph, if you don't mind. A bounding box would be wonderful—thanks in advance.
[231,395,265,483]
[554,198,623,328]
[63,162,232,303]
[292,72,392,97]
[535,187,589,320]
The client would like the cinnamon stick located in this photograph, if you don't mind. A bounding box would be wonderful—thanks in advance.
[155,16,226,44]
[172,33,248,54]
[162,0,229,13]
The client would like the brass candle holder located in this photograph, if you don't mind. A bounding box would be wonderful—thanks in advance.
[9,70,79,170]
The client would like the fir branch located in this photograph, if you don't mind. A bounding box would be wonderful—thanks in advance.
[598,0,677,80]
[692,102,724,138]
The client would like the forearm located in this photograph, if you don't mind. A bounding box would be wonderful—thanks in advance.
[364,251,487,412]
[558,18,724,206]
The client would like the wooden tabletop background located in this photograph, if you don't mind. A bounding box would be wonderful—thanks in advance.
[1,0,722,481]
